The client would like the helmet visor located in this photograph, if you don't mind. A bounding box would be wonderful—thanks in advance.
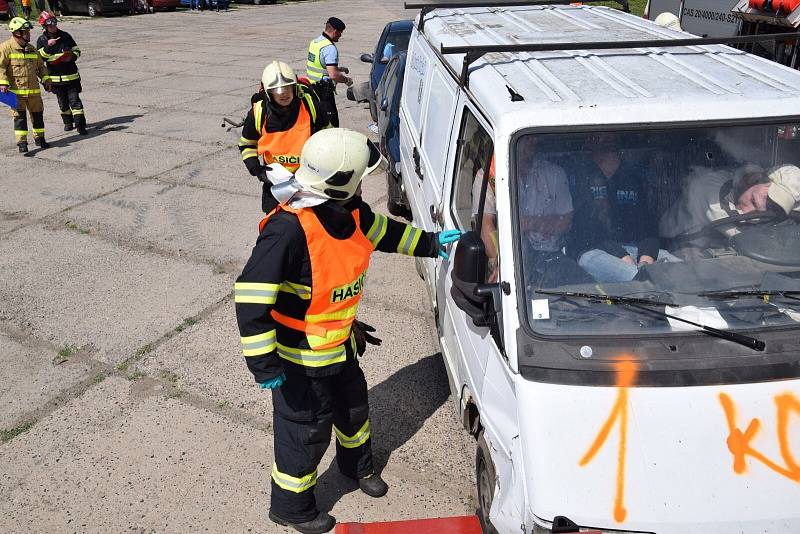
[268,84,295,97]
[44,19,57,26]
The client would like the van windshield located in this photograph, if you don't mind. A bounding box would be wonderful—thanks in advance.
[514,123,800,336]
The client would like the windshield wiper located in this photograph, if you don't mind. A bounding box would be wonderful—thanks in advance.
[537,290,766,352]
[698,290,800,302]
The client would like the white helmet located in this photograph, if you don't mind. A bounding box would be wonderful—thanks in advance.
[261,61,297,98]
[294,128,383,200]
[654,12,682,31]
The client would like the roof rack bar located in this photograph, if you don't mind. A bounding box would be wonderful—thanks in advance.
[405,0,629,32]
[442,32,800,88]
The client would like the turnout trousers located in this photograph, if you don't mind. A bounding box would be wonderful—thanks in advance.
[11,94,45,144]
[270,360,373,523]
[53,81,85,129]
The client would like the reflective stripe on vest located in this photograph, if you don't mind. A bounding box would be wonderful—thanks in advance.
[254,94,316,173]
[306,36,333,82]
[258,205,373,356]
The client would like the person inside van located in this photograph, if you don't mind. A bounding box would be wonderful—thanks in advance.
[660,162,800,243]
[471,155,499,282]
[517,136,593,288]
[567,134,679,282]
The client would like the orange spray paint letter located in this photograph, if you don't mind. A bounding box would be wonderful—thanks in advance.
[579,361,637,523]
[719,391,800,483]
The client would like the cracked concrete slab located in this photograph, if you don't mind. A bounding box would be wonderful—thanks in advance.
[0,156,133,234]
[0,225,234,365]
[33,129,212,178]
[81,85,205,110]
[158,146,258,198]
[131,73,255,95]
[0,331,97,429]
[124,109,236,145]
[62,179,258,265]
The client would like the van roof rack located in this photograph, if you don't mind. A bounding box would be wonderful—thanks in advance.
[404,0,630,32]
[439,31,800,87]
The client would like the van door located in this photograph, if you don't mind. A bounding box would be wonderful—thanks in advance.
[399,38,459,293]
[437,102,500,398]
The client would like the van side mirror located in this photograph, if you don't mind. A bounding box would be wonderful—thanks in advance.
[450,231,493,326]
[360,53,374,63]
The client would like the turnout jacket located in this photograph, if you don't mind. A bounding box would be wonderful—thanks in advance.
[235,197,439,382]
[36,29,81,85]
[238,91,329,176]
[0,37,50,95]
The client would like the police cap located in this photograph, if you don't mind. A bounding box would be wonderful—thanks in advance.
[327,17,346,31]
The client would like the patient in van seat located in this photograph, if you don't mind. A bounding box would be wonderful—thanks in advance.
[471,156,499,283]
[567,134,679,282]
[517,136,593,288]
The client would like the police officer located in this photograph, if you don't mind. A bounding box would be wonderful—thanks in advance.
[306,17,352,127]
[0,17,52,153]
[239,61,330,213]
[36,11,87,135]
[234,128,461,534]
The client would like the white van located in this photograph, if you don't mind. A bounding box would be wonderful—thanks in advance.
[397,2,800,533]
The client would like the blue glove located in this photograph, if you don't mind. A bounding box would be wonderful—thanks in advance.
[437,229,462,259]
[258,373,286,390]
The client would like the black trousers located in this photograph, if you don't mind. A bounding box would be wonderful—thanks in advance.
[270,360,373,522]
[53,82,85,128]
[313,81,339,127]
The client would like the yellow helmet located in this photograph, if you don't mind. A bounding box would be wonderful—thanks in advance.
[294,129,384,201]
[8,17,33,33]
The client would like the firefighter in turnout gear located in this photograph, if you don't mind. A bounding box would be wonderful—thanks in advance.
[238,61,329,213]
[306,17,352,127]
[0,17,52,153]
[36,12,87,135]
[234,128,462,534]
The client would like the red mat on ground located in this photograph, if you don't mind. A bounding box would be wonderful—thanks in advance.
[336,515,482,534]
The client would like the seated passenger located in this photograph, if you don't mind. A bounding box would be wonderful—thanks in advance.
[568,135,679,283]
[517,136,593,288]
[660,163,800,241]
[471,156,499,282]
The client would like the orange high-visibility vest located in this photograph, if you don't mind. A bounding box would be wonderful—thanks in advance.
[255,101,311,173]
[259,204,373,352]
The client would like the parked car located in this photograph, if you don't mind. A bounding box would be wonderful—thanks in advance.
[375,50,409,219]
[60,0,132,16]
[401,3,800,534]
[347,19,412,123]
[0,0,10,20]
[151,0,179,10]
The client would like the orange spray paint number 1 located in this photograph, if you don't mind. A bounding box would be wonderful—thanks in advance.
[719,391,800,483]
[578,361,637,523]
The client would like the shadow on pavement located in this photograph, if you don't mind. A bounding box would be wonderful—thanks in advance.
[314,352,451,513]
[24,114,144,156]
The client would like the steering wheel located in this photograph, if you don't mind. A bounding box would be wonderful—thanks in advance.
[671,210,780,244]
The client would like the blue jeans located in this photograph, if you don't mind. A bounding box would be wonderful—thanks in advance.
[578,245,681,283]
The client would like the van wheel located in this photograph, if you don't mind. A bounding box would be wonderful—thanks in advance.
[476,433,499,534]
[87,2,98,16]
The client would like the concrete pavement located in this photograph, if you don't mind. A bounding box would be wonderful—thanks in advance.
[0,2,476,532]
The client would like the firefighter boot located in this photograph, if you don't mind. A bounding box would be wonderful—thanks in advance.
[357,473,388,498]
[34,137,50,149]
[63,119,74,132]
[17,141,28,154]
[268,511,336,534]
[76,115,87,136]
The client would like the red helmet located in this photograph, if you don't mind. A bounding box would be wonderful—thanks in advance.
[38,11,57,27]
